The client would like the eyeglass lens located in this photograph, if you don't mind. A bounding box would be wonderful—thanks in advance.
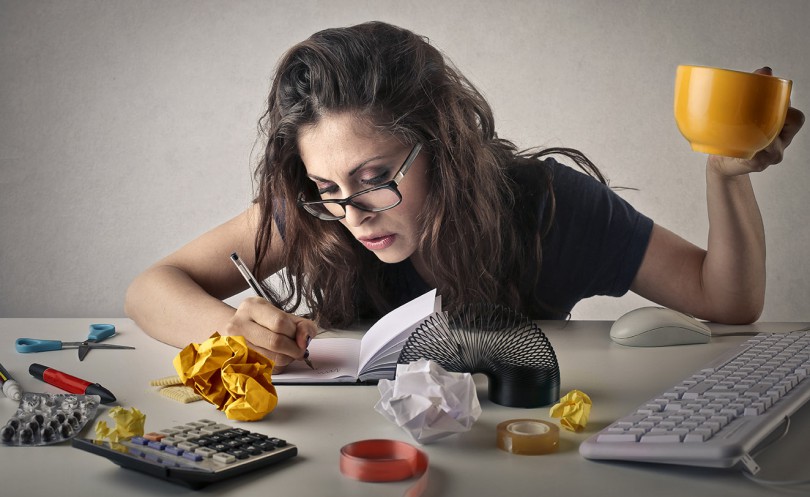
[307,187,401,218]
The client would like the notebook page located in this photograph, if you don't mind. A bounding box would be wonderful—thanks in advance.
[357,289,439,373]
[271,338,362,383]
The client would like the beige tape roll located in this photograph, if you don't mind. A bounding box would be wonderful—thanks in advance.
[497,419,559,455]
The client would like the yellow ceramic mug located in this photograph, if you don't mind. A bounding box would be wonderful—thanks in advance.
[674,65,792,159]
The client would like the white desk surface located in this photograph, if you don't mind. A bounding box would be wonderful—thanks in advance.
[1,318,808,497]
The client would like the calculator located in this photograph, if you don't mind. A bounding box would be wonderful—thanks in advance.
[71,418,298,488]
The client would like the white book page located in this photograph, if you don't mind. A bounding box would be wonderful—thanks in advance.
[363,347,403,373]
[271,338,361,383]
[372,333,418,364]
[357,289,439,373]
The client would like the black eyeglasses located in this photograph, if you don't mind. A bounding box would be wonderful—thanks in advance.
[297,143,423,221]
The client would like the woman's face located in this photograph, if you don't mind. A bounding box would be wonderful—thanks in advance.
[297,113,430,264]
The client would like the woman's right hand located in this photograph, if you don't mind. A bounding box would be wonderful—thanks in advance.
[222,297,318,372]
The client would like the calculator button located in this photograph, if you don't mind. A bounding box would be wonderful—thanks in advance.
[195,447,217,458]
[193,436,212,446]
[200,424,230,435]
[212,453,237,464]
[257,441,277,451]
[182,451,203,462]
[219,429,240,439]
[145,452,162,463]
[270,438,287,447]
[128,447,146,457]
[228,449,250,460]
[164,445,184,456]
[143,432,165,442]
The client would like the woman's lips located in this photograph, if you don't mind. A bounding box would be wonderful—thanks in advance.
[359,234,396,251]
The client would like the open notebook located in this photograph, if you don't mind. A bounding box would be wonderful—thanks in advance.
[272,289,440,384]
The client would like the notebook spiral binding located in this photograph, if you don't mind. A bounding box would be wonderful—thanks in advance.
[397,303,560,407]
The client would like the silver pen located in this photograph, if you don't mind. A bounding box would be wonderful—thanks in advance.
[230,252,314,369]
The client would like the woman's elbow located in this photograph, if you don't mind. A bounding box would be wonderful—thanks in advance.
[707,296,764,325]
[123,273,146,320]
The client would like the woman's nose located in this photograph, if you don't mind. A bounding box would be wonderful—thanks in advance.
[342,205,374,227]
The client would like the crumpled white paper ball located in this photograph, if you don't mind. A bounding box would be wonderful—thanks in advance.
[375,358,482,444]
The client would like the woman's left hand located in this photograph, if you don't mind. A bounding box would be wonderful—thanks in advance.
[708,67,805,177]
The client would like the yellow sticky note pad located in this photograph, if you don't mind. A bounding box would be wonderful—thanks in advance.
[549,389,592,432]
[174,333,278,421]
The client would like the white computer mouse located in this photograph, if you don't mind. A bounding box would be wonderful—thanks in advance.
[609,306,711,347]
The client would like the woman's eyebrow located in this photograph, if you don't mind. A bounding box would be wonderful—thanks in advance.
[307,154,390,182]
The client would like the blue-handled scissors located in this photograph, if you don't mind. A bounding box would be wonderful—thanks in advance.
[15,324,136,361]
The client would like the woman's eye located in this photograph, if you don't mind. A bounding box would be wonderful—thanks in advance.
[314,169,389,197]
[317,185,338,196]
[362,172,389,186]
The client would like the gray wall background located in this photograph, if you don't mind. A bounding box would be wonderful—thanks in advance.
[2,0,808,321]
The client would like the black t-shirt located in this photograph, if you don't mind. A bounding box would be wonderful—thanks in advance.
[531,158,653,317]
[376,158,654,318]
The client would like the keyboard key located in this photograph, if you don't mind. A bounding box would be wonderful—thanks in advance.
[640,434,682,443]
[683,382,714,399]
[743,405,764,416]
[597,433,640,443]
[684,432,707,443]
[743,384,772,396]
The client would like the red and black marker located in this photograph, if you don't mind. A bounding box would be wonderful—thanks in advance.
[29,363,116,404]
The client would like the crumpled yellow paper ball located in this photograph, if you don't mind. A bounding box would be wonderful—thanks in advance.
[549,389,592,432]
[95,406,146,442]
[173,333,278,421]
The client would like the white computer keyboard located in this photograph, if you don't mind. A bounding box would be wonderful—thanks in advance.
[580,331,810,473]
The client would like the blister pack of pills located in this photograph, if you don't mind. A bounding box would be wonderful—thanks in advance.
[1,392,100,446]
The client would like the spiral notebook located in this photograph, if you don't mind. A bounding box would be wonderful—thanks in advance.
[272,289,440,384]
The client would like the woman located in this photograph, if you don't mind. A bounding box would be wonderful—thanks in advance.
[125,21,805,371]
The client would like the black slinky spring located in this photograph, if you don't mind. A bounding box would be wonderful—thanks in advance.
[398,303,560,408]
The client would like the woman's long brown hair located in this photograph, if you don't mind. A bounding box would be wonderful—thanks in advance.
[253,22,606,326]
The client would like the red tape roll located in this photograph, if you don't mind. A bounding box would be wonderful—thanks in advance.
[340,439,429,497]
